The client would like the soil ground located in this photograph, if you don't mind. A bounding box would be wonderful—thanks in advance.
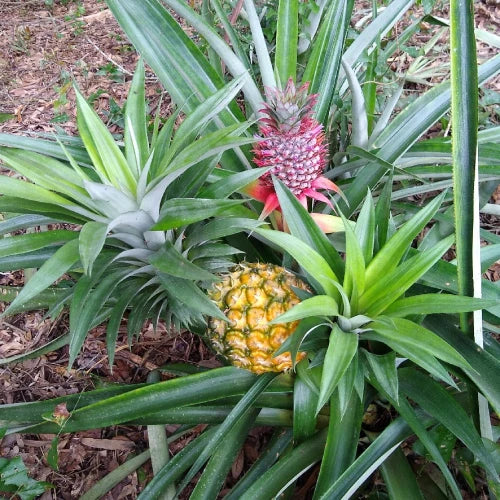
[0,0,499,498]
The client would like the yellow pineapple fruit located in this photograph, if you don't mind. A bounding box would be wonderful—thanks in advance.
[207,262,308,374]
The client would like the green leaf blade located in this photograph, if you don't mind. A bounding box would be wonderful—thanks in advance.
[273,178,345,280]
[450,0,478,310]
[124,59,149,177]
[360,234,455,317]
[341,210,365,302]
[2,239,80,317]
[316,324,358,413]
[385,294,497,317]
[239,429,327,499]
[271,295,339,324]
[190,409,258,500]
[150,241,217,282]
[79,222,108,276]
[314,390,363,498]
[153,198,245,230]
[75,89,136,194]
[364,192,446,289]
[255,228,339,297]
[303,0,351,125]
[293,377,318,444]
[424,316,500,414]
[399,368,499,481]
[0,170,74,207]
[363,350,399,404]
[0,230,77,259]
[275,0,298,84]
[368,317,470,371]
[158,273,225,320]
[379,448,425,500]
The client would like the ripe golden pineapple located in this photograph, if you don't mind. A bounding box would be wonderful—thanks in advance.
[207,262,309,374]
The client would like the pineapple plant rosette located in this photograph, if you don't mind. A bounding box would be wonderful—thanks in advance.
[0,63,267,366]
[197,181,500,498]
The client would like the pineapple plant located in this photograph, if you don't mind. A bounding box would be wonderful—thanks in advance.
[207,262,309,374]
[0,63,264,367]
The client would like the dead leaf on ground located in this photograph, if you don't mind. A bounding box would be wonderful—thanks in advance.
[81,437,135,451]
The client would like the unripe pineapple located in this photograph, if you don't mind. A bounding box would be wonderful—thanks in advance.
[247,78,341,221]
[207,262,309,374]
[254,79,328,197]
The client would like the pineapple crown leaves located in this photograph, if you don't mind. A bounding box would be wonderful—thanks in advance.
[260,79,318,134]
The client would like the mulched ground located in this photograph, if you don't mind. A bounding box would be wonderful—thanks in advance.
[0,0,498,498]
[0,0,172,135]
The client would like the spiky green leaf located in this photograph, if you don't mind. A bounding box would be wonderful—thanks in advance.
[316,324,358,413]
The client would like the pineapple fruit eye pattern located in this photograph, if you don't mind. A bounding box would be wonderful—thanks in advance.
[255,78,328,196]
[249,78,340,219]
[207,263,309,374]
